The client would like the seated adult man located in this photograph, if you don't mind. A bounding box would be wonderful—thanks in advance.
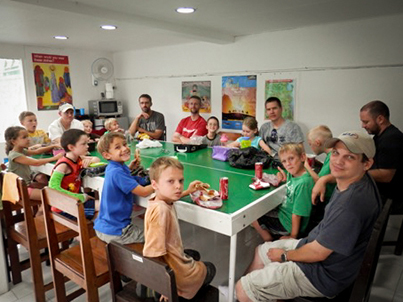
[48,103,84,144]
[128,94,165,140]
[172,96,207,143]
[360,100,403,211]
[260,97,304,157]
[235,130,381,302]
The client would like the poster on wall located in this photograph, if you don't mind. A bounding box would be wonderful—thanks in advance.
[182,81,211,113]
[265,79,296,121]
[222,75,256,130]
[32,53,73,110]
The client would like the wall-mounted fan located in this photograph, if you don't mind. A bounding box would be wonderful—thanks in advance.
[91,58,114,86]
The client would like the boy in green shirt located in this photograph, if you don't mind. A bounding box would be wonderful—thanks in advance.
[252,143,314,241]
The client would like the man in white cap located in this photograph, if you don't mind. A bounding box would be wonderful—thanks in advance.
[48,103,84,144]
[235,131,381,302]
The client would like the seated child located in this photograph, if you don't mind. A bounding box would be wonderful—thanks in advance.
[5,126,63,200]
[81,119,100,142]
[201,116,221,146]
[305,125,336,203]
[143,157,216,300]
[104,118,124,134]
[94,132,154,244]
[227,117,273,156]
[252,143,314,241]
[19,111,51,149]
[49,129,100,219]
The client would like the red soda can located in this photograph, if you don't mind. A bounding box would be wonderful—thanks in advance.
[220,177,229,200]
[255,162,263,179]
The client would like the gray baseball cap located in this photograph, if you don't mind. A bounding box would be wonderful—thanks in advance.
[325,130,375,158]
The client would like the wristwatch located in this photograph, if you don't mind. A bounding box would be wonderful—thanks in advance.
[281,252,288,262]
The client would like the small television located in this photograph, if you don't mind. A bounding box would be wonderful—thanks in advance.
[88,99,123,117]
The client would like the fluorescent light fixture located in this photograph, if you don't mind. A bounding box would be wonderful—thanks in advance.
[176,7,196,14]
[101,25,117,30]
[53,36,68,40]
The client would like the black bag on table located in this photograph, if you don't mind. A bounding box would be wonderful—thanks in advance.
[228,147,272,169]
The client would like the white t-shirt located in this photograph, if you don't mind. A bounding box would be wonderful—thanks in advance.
[48,118,84,140]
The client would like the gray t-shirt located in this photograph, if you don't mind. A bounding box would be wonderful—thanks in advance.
[296,173,381,297]
[138,111,165,137]
[260,120,304,156]
[8,150,32,185]
[201,134,221,147]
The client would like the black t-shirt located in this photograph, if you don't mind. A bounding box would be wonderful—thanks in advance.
[372,124,403,202]
[296,173,381,297]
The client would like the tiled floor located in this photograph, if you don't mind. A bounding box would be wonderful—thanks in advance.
[1,215,403,302]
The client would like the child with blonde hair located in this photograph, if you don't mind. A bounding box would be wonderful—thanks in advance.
[252,143,314,241]
[4,126,63,200]
[19,111,51,149]
[228,117,273,155]
[104,118,124,134]
[144,157,215,299]
[305,125,336,203]
[81,119,100,141]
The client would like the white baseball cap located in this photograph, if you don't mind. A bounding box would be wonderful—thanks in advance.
[325,130,375,158]
[59,103,74,113]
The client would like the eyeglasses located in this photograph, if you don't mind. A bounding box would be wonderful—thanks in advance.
[270,129,278,143]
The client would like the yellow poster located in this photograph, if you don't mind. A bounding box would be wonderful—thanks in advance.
[32,53,73,110]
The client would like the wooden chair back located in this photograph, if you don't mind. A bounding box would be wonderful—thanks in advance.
[41,187,109,302]
[292,198,392,302]
[0,171,76,302]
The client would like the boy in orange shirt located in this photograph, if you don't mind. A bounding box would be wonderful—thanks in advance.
[143,157,216,299]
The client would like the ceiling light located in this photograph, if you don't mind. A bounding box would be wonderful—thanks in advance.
[176,7,196,14]
[53,36,68,40]
[101,25,117,30]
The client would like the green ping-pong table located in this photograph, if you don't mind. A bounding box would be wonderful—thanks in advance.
[33,142,285,302]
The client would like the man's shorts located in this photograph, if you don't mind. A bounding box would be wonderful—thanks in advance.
[240,239,323,302]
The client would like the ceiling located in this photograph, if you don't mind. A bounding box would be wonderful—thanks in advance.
[1,0,403,53]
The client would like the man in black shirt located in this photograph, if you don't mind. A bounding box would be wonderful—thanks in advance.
[360,100,403,210]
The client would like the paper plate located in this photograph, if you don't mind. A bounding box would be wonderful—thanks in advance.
[190,190,223,209]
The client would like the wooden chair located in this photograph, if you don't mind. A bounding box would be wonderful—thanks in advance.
[382,200,403,255]
[106,241,219,302]
[290,199,392,302]
[41,187,109,302]
[0,171,77,302]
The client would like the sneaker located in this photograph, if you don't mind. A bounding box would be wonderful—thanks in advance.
[120,274,132,283]
[184,249,201,261]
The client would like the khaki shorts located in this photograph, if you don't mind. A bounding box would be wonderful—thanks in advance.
[96,223,144,244]
[240,239,323,302]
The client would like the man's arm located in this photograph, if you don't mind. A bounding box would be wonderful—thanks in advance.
[172,132,190,144]
[268,240,333,263]
[128,114,143,136]
[368,169,396,183]
[312,174,336,204]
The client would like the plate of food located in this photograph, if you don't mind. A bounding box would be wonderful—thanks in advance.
[190,183,222,209]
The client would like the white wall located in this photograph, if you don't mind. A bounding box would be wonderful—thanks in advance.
[113,14,403,153]
[0,43,113,161]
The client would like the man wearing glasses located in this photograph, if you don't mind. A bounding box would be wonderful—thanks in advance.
[260,97,304,157]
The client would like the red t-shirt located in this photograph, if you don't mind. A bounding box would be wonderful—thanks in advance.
[175,116,207,138]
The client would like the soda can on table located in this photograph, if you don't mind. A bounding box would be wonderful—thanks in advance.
[219,177,229,200]
[255,162,263,179]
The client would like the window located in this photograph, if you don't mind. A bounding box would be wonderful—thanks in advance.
[0,58,27,142]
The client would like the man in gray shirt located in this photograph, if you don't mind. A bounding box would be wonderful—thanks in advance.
[235,130,381,301]
[260,97,304,157]
[128,94,165,140]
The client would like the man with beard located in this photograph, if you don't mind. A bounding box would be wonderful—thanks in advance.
[48,103,84,144]
[260,97,304,157]
[360,100,403,210]
[172,95,207,143]
[128,94,165,140]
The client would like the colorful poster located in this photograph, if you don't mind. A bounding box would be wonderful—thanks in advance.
[222,75,256,130]
[182,81,211,113]
[265,79,296,120]
[32,53,73,110]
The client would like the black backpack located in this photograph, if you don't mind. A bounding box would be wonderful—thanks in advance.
[228,147,272,169]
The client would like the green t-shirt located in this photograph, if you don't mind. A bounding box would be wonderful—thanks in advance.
[8,149,32,185]
[278,171,314,233]
[318,152,336,203]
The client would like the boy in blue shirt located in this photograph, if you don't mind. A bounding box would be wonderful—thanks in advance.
[94,132,154,244]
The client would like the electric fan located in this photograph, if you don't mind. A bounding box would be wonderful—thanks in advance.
[91,58,114,86]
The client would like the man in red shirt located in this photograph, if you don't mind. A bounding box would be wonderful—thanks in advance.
[172,96,207,143]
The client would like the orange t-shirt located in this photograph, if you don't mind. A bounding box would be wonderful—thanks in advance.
[143,198,206,299]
